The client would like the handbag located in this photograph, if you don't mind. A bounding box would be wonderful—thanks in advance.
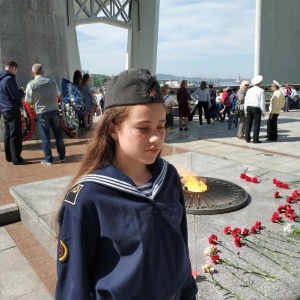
[234,104,244,117]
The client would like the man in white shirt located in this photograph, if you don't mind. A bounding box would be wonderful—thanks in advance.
[244,75,266,143]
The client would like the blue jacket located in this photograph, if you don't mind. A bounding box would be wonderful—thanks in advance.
[0,70,24,113]
[56,158,198,300]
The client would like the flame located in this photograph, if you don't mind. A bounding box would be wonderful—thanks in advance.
[179,169,208,192]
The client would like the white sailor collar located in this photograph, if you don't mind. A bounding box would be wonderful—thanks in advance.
[75,158,168,200]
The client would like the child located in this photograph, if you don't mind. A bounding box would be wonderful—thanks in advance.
[55,69,198,300]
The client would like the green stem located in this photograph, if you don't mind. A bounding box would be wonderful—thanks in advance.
[219,242,278,280]
[263,230,300,246]
[245,238,297,268]
[245,242,300,279]
[222,258,278,281]
[251,235,300,258]
[205,275,244,300]
[223,264,274,300]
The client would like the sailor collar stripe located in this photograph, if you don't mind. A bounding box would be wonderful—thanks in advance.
[75,161,168,200]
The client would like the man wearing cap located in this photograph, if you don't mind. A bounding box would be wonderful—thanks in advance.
[244,75,266,143]
[25,63,65,165]
[267,80,285,141]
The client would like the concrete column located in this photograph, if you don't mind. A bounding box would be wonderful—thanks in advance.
[256,0,300,85]
[66,0,82,78]
[126,0,160,74]
[0,0,70,88]
[254,0,262,77]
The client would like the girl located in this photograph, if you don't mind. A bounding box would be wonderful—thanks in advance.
[81,73,95,129]
[56,69,198,300]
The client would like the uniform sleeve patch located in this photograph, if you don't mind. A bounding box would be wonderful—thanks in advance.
[59,240,68,262]
[64,184,84,205]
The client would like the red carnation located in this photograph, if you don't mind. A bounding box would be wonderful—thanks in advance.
[282,183,289,189]
[285,208,294,218]
[223,226,231,235]
[242,228,249,236]
[272,178,277,184]
[274,191,280,198]
[211,254,221,264]
[208,234,218,245]
[232,228,242,237]
[234,236,244,247]
[271,212,282,223]
[290,214,299,221]
[246,176,252,182]
[240,173,246,179]
[252,177,258,183]
[250,225,259,234]
[255,221,261,228]
[286,197,295,204]
[277,205,287,213]
[276,181,282,187]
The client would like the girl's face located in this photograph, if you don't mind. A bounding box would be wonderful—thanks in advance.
[110,103,166,170]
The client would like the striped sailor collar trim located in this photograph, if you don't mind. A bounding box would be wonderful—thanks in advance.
[75,158,168,200]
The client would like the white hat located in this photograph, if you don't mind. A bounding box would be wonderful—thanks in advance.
[273,80,281,88]
[251,75,263,85]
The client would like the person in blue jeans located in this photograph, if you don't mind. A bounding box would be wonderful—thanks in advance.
[25,63,65,165]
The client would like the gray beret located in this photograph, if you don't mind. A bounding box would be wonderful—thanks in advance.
[104,68,164,109]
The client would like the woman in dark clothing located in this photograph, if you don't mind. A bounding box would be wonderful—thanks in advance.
[177,80,191,131]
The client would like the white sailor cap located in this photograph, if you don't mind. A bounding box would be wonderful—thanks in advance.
[251,75,263,85]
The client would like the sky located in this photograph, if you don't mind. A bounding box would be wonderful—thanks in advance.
[76,0,256,79]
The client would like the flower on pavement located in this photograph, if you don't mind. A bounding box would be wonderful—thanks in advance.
[232,227,242,237]
[223,226,232,235]
[240,173,246,179]
[278,204,291,214]
[286,196,298,204]
[274,191,280,198]
[284,208,295,218]
[234,236,245,247]
[255,221,262,230]
[192,269,198,279]
[211,254,221,265]
[208,234,218,245]
[204,245,218,257]
[202,263,214,274]
[282,183,289,189]
[242,228,249,236]
[271,212,282,223]
[252,177,258,183]
[250,226,260,234]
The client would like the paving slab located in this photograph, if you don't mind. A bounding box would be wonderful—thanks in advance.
[0,242,52,300]
[9,151,300,300]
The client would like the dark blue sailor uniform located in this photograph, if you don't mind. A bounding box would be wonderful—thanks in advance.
[56,157,198,300]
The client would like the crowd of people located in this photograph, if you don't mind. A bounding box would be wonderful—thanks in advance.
[0,63,108,166]
[163,76,297,143]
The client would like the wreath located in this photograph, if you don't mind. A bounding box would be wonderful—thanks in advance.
[57,97,78,138]
[21,101,36,142]
[59,78,85,137]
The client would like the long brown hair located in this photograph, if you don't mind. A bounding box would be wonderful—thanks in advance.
[81,73,90,88]
[73,106,132,184]
[54,106,133,233]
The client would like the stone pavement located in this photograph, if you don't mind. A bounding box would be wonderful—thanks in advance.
[1,110,300,299]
